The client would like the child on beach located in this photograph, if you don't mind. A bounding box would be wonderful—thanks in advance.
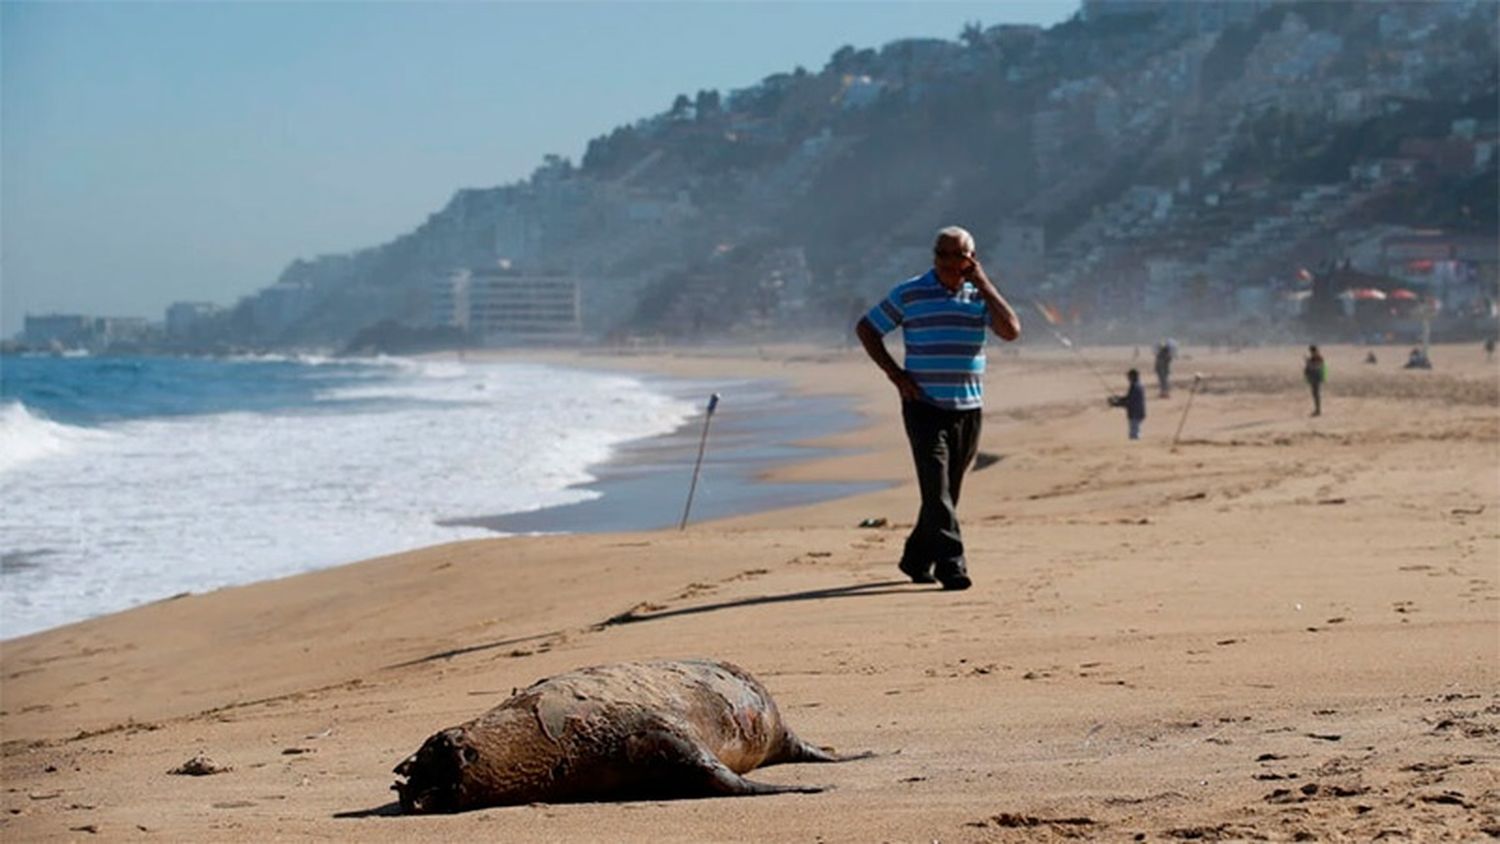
[1108,369,1147,440]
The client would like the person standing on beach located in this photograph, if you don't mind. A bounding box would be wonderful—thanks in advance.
[1108,368,1147,440]
[855,226,1021,591]
[1304,344,1326,416]
[1154,340,1174,398]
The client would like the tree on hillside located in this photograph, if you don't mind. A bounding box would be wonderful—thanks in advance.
[960,21,984,48]
[827,44,877,75]
[581,124,646,176]
[694,89,721,121]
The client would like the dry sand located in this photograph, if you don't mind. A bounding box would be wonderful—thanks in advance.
[3,341,1497,842]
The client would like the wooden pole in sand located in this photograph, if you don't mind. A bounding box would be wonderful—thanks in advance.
[1171,374,1203,449]
[679,393,721,530]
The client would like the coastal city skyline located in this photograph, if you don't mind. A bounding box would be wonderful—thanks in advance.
[1,1,1077,337]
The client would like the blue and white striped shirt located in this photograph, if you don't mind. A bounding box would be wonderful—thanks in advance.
[864,270,989,411]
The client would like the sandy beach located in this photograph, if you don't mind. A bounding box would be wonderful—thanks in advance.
[3,341,1497,842]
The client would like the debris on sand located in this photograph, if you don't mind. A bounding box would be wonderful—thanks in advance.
[168,754,230,776]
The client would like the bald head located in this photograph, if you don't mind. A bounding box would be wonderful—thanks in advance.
[933,226,976,288]
[935,226,975,255]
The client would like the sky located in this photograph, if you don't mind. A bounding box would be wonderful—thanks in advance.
[1,1,1077,337]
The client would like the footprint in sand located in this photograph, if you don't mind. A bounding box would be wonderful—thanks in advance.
[671,582,717,600]
[1264,782,1367,803]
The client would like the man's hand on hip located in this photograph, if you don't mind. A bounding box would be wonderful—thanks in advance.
[890,370,923,401]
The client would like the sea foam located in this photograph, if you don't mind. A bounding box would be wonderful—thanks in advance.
[0,401,114,474]
[0,359,697,638]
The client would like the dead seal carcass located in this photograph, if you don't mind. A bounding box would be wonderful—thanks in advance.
[393,658,868,812]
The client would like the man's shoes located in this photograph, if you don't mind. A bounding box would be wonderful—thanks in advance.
[938,572,972,591]
[935,563,972,591]
[898,560,936,584]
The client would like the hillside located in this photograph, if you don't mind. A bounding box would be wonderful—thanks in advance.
[221,1,1498,349]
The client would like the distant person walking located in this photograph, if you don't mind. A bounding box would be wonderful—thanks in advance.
[1304,344,1326,416]
[1485,336,1495,362]
[1109,368,1147,439]
[1154,340,1175,398]
[855,225,1021,591]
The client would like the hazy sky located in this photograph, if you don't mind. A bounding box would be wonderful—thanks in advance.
[2,1,1076,336]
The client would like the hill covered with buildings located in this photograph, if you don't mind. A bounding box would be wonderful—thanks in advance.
[27,0,1497,353]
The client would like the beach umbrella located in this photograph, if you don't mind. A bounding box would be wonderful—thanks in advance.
[1387,288,1419,300]
[1340,288,1387,301]
[1282,289,1312,300]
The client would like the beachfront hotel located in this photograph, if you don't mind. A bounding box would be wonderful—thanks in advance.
[432,265,583,345]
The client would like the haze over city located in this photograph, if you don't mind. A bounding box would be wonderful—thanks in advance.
[2,1,1076,336]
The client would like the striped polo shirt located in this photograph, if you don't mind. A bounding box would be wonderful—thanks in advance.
[864,270,989,411]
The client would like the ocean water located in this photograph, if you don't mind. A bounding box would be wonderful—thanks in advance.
[0,354,698,639]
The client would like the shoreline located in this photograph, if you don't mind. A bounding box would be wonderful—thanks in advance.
[2,350,886,641]
[443,370,887,534]
[2,342,1496,842]
[0,354,882,639]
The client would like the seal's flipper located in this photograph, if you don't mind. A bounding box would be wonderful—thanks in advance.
[624,727,826,799]
[770,733,877,765]
[712,770,827,797]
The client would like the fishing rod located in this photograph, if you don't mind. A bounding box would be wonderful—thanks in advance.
[1171,373,1204,449]
[679,392,721,530]
[1030,301,1116,395]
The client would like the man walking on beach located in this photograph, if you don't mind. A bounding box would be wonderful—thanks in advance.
[855,226,1021,591]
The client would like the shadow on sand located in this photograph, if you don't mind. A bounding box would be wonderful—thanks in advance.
[386,580,922,670]
[334,802,404,819]
[599,579,916,627]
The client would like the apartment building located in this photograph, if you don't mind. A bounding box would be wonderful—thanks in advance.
[433,266,582,344]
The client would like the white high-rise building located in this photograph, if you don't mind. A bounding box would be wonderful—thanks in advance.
[433,266,582,344]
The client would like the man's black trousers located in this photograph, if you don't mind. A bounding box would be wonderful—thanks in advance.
[899,400,982,579]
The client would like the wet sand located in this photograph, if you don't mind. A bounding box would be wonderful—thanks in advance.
[443,374,884,535]
[2,341,1497,841]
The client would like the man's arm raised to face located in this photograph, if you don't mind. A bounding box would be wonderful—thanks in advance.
[965,258,1022,342]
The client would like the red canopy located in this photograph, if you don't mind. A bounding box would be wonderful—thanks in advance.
[1341,288,1387,301]
[1387,288,1419,300]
